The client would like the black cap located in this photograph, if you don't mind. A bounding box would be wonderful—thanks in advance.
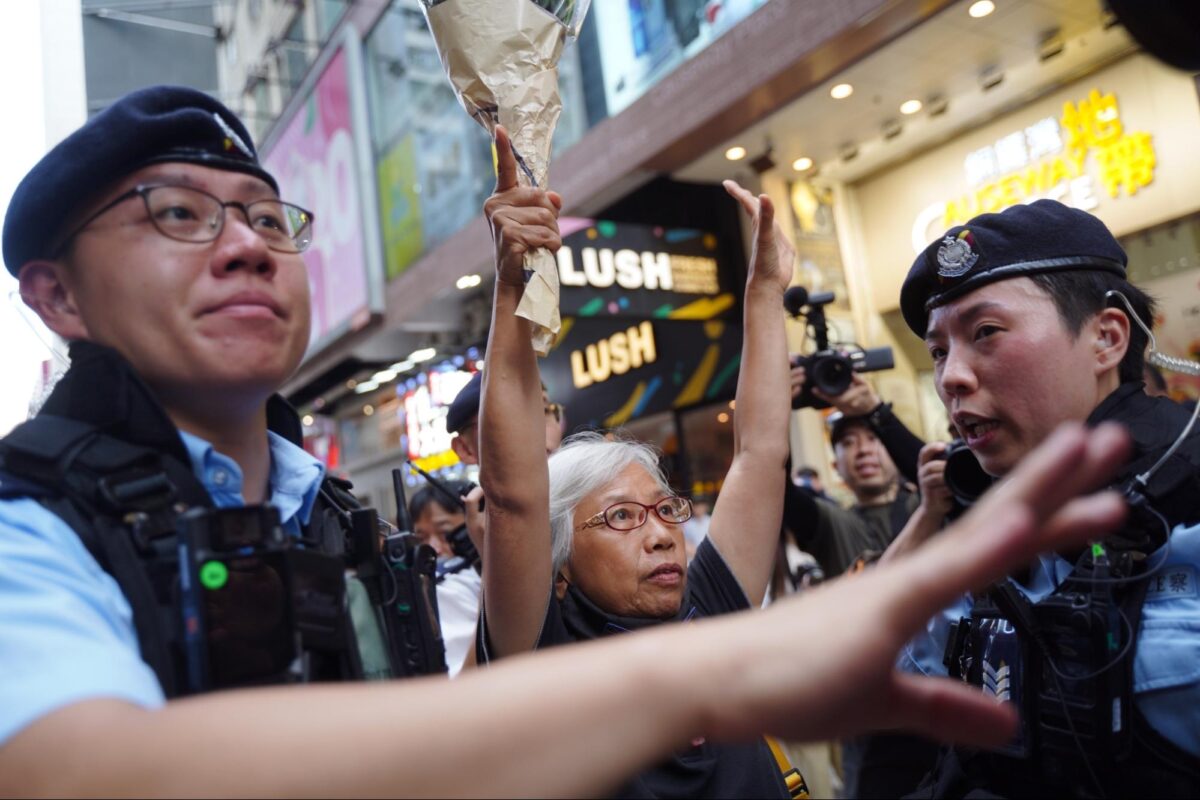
[446,372,482,434]
[3,85,278,276]
[826,411,871,445]
[899,200,1127,336]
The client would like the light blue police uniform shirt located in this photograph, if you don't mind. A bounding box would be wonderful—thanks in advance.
[0,430,324,745]
[899,522,1200,757]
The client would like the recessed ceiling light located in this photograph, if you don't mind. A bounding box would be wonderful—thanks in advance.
[830,83,853,100]
[900,99,923,115]
[792,157,813,171]
[724,146,747,161]
[456,274,482,290]
[968,0,995,19]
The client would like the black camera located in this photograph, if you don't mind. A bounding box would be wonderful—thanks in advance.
[939,439,994,508]
[784,287,895,409]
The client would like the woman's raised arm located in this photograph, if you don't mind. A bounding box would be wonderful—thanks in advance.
[478,126,562,658]
[705,182,795,606]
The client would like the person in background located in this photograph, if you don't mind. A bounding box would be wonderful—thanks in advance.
[783,410,916,579]
[409,480,470,560]
[792,465,833,503]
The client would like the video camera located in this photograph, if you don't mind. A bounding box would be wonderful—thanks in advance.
[784,287,894,409]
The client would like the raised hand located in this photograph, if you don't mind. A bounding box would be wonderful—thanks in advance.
[483,125,563,287]
[723,180,795,293]
[704,422,1131,748]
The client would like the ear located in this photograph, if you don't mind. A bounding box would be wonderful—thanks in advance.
[450,432,479,466]
[1093,307,1131,377]
[18,261,90,341]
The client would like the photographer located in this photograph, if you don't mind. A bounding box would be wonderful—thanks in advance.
[782,389,920,578]
[898,200,1200,798]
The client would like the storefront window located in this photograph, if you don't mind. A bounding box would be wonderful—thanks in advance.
[364,1,590,281]
[679,403,734,501]
[1121,213,1200,402]
[586,0,769,119]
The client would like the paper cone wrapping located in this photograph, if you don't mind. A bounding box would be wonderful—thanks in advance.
[426,0,574,355]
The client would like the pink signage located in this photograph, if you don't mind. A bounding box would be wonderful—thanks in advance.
[263,47,369,349]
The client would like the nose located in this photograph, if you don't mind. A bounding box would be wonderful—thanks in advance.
[938,345,978,401]
[211,206,277,279]
[642,516,677,553]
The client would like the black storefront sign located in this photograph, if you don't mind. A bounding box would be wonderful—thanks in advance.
[542,316,743,431]
[556,218,737,321]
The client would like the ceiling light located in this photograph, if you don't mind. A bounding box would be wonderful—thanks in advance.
[456,274,482,290]
[345,378,357,389]
[899,99,922,115]
[389,359,416,373]
[1038,29,1064,61]
[363,405,375,417]
[372,369,398,383]
[717,412,730,423]
[408,347,437,363]
[830,83,853,100]
[791,157,813,171]
[302,414,315,427]
[968,0,994,19]
[354,381,379,394]
[979,65,1004,91]
[724,145,747,161]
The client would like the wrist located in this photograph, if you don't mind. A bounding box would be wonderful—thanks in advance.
[866,401,892,429]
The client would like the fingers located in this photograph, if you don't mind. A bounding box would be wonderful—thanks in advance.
[722,180,760,217]
[918,441,948,467]
[757,194,775,248]
[880,673,1018,749]
[880,424,1130,633]
[494,126,519,193]
[980,422,1130,525]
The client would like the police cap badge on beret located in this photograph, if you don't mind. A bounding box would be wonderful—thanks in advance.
[446,372,483,435]
[898,200,1128,336]
[3,85,277,276]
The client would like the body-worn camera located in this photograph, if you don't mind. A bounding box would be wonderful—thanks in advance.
[784,287,894,409]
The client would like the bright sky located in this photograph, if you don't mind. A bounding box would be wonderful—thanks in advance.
[0,3,60,436]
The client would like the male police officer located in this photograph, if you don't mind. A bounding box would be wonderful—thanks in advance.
[898,199,1200,798]
[0,87,1144,796]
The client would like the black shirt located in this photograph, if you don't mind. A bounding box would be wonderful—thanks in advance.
[479,538,790,800]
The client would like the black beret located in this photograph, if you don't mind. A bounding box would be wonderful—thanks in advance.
[899,200,1127,336]
[446,372,482,435]
[3,85,277,276]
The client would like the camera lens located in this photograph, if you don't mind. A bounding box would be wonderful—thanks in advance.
[943,441,993,506]
[810,353,853,396]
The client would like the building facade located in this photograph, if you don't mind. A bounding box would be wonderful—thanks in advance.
[196,0,1197,509]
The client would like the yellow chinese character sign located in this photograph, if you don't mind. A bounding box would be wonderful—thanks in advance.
[1060,89,1156,198]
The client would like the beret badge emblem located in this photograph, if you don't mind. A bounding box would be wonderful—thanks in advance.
[936,230,979,278]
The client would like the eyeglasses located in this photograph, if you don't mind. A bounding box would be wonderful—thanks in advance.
[55,183,315,255]
[544,402,564,423]
[577,496,693,532]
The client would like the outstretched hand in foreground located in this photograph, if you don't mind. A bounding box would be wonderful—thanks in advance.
[693,422,1130,748]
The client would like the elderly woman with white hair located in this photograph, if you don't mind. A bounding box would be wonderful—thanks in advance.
[475,126,797,798]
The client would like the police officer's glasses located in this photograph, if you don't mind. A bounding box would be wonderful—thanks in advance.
[58,184,315,254]
[577,496,693,532]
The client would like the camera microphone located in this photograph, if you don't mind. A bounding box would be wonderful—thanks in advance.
[784,286,809,317]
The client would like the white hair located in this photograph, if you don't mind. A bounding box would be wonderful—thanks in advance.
[547,431,671,576]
